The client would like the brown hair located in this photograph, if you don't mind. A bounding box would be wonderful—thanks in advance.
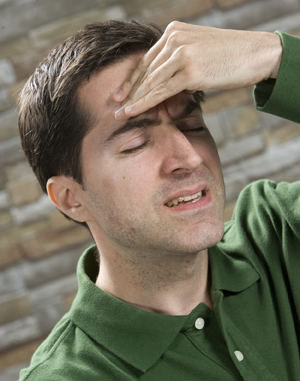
[18,20,163,228]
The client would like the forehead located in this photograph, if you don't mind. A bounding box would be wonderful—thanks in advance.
[77,54,144,123]
[77,54,198,133]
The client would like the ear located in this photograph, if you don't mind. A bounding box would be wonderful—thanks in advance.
[47,176,91,223]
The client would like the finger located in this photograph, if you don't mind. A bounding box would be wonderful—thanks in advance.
[124,72,189,117]
[112,34,168,103]
[126,53,183,107]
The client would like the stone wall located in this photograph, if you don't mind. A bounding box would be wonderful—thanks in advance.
[1,0,300,379]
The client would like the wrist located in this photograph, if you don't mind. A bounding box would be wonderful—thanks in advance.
[268,32,283,79]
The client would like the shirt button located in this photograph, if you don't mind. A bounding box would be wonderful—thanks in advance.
[234,350,244,362]
[195,318,205,330]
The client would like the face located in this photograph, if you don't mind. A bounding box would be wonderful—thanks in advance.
[78,55,225,259]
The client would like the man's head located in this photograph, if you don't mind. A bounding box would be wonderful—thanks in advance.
[19,20,225,258]
[18,20,163,228]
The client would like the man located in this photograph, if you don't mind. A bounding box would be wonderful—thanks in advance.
[18,20,300,380]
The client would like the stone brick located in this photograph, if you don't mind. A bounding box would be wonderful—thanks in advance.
[218,134,265,166]
[202,89,250,115]
[223,105,260,138]
[192,0,300,30]
[7,175,41,207]
[0,266,24,296]
[264,121,300,146]
[259,109,286,130]
[21,225,91,260]
[0,0,100,44]
[29,273,78,307]
[0,316,41,352]
[224,200,236,222]
[0,362,29,381]
[0,37,30,60]
[0,59,17,88]
[267,162,300,184]
[224,170,247,203]
[0,245,22,269]
[29,6,126,49]
[8,80,23,106]
[5,161,33,181]
[0,339,42,370]
[64,291,77,310]
[10,194,55,225]
[250,11,300,34]
[0,294,32,325]
[12,47,52,81]
[0,136,25,165]
[35,296,66,334]
[49,210,76,230]
[123,0,171,16]
[0,190,9,209]
[203,111,226,145]
[0,87,12,111]
[227,135,300,180]
[0,219,50,248]
[216,0,252,10]
[20,242,89,288]
[0,108,19,141]
[0,210,11,229]
[143,0,214,26]
[291,27,300,37]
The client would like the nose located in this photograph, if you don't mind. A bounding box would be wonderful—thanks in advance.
[160,125,203,175]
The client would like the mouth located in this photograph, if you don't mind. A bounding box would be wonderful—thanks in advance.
[165,190,206,208]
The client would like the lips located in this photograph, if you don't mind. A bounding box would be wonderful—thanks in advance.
[166,191,203,207]
[164,186,207,208]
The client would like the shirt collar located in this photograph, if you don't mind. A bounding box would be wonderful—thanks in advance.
[70,234,260,372]
[70,246,188,372]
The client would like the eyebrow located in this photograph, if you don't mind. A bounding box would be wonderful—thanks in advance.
[105,99,203,145]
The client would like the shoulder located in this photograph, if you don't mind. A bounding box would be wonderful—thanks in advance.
[19,315,75,381]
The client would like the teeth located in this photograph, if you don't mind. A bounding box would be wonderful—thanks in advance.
[166,191,203,207]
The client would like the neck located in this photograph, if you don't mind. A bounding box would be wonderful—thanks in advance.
[95,243,212,315]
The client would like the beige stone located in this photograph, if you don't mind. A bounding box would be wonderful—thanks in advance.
[291,28,300,37]
[0,37,30,60]
[0,294,32,325]
[64,291,77,310]
[0,219,50,249]
[224,200,236,222]
[0,244,22,269]
[8,81,24,106]
[203,88,250,115]
[0,211,12,230]
[226,106,259,138]
[264,122,300,146]
[11,47,51,81]
[215,0,251,10]
[30,8,115,49]
[143,0,214,26]
[21,225,91,260]
[0,109,19,142]
[5,161,33,182]
[49,210,76,231]
[123,0,170,15]
[0,338,43,370]
[7,176,41,207]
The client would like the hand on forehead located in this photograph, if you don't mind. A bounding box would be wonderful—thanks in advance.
[111,91,196,122]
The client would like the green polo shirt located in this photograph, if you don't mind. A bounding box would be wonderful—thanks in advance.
[19,32,300,380]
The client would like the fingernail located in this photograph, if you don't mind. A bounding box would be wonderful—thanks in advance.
[114,107,126,120]
[125,105,133,114]
[113,89,123,101]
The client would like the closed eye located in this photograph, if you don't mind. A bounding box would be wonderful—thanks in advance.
[121,140,149,155]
